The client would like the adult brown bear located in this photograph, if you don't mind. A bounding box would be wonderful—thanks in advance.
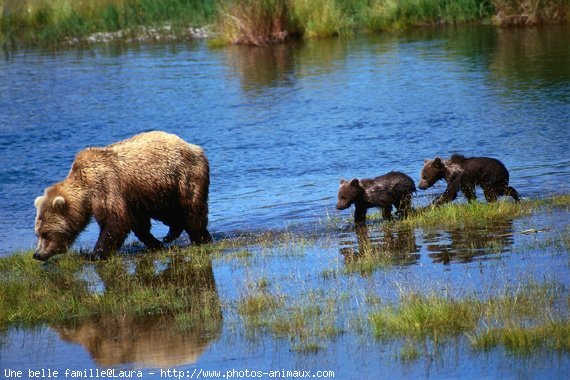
[33,131,211,261]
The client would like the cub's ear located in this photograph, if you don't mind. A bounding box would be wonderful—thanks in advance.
[349,178,360,188]
[52,196,66,211]
[34,196,45,209]
[434,157,443,166]
[340,179,346,185]
[424,159,429,164]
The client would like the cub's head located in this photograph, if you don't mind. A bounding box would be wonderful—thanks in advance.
[33,189,78,261]
[418,157,446,190]
[337,179,363,210]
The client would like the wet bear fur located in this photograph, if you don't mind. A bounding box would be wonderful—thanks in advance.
[33,131,211,261]
[337,171,416,225]
[418,154,520,205]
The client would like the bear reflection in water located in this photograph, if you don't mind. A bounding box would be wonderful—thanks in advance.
[54,255,222,368]
[339,224,421,266]
[424,220,515,264]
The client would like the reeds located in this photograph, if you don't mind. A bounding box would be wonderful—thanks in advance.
[2,0,568,47]
[215,0,294,45]
[491,0,569,25]
[1,0,215,46]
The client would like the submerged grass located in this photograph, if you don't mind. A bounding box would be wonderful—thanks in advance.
[0,245,222,332]
[369,280,570,354]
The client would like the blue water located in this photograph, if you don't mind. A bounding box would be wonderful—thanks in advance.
[1,25,569,255]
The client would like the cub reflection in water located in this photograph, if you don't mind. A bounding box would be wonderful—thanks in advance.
[55,254,222,368]
[424,220,515,264]
[340,224,421,268]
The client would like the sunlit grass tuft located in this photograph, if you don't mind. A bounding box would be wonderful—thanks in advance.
[215,0,296,45]
[386,195,570,230]
[370,280,569,355]
[369,292,480,340]
[363,0,494,31]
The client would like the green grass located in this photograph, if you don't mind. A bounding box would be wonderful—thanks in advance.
[1,0,216,47]
[364,0,494,31]
[369,292,481,340]
[369,280,570,354]
[2,0,568,47]
[0,246,222,332]
[386,195,570,230]
[469,321,570,355]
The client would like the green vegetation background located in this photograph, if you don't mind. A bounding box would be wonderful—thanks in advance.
[1,0,568,47]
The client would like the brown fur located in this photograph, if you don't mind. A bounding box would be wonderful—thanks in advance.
[34,131,211,261]
[418,154,520,205]
[337,171,416,225]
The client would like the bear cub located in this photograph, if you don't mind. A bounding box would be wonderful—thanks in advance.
[337,171,416,225]
[418,154,520,205]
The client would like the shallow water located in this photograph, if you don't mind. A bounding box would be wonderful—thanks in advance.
[1,24,570,379]
[1,25,569,255]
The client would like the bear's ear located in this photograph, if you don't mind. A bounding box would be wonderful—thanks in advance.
[424,159,429,164]
[340,179,346,185]
[434,157,443,166]
[52,196,66,211]
[349,178,360,188]
[34,196,45,209]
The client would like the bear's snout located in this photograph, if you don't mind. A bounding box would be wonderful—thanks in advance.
[418,181,429,190]
[33,251,50,261]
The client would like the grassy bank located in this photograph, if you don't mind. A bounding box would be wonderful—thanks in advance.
[0,0,216,47]
[1,0,568,47]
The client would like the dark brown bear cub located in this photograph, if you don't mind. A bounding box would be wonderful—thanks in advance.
[418,154,520,205]
[33,131,211,261]
[337,171,416,225]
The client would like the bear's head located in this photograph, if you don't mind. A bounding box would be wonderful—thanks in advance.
[33,187,84,261]
[337,179,364,210]
[418,157,446,190]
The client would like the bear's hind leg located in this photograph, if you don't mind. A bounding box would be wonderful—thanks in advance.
[382,205,393,221]
[396,194,413,219]
[132,218,163,250]
[505,186,520,202]
[461,185,477,202]
[185,225,212,245]
[181,202,212,245]
[482,186,498,203]
[163,225,184,243]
